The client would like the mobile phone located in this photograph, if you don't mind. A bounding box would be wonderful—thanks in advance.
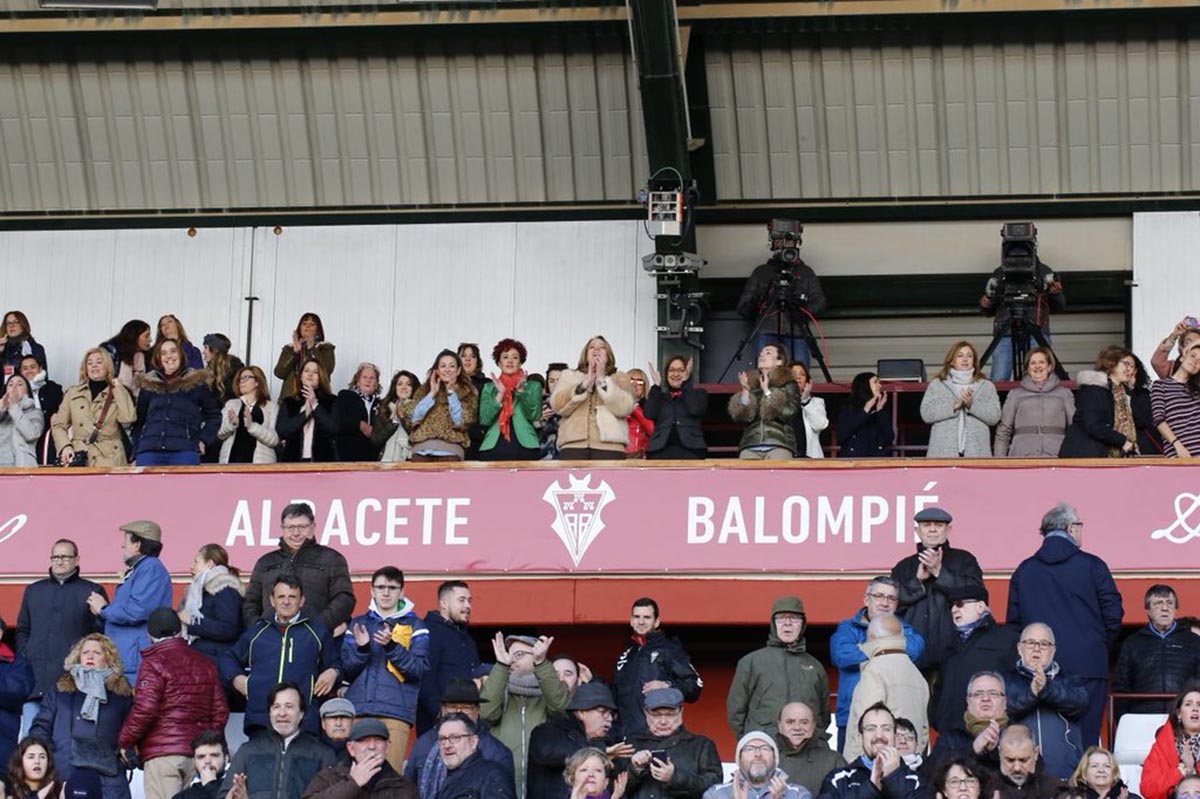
[649,750,669,761]
[1186,316,1199,328]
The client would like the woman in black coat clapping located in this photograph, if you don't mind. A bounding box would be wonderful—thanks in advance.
[643,356,708,459]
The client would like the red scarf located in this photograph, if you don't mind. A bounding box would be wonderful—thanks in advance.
[497,372,525,441]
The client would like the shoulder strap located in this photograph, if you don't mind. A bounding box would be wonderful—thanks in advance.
[86,389,117,445]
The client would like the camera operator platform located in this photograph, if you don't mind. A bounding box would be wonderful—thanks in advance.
[724,220,830,381]
[978,222,1068,382]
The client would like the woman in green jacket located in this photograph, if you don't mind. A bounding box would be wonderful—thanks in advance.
[479,338,543,461]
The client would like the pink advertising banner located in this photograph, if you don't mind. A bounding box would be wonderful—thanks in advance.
[1,462,1197,578]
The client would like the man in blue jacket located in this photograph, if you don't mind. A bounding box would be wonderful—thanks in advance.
[220,575,340,736]
[417,580,490,734]
[85,520,173,683]
[342,565,430,773]
[1007,503,1123,747]
[830,577,925,751]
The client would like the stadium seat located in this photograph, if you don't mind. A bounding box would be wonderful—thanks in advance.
[1113,713,1168,771]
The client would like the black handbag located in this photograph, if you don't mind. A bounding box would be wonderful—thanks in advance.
[69,388,117,467]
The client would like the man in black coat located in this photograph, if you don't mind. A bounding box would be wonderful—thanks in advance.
[930,585,1020,735]
[435,713,516,799]
[15,539,106,727]
[405,680,514,798]
[891,507,984,667]
[994,725,1061,799]
[171,730,228,799]
[625,688,722,799]
[1007,503,1122,746]
[527,682,631,799]
[924,672,1009,780]
[242,503,355,634]
[817,703,925,799]
[612,597,702,736]
[417,581,491,735]
[1113,584,1200,716]
[736,227,828,369]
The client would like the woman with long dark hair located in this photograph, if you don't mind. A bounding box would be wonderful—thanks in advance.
[372,370,419,463]
[201,333,244,406]
[131,338,221,466]
[275,358,338,462]
[837,371,894,458]
[3,737,61,799]
[155,314,204,370]
[274,312,335,400]
[404,350,478,462]
[1140,682,1200,799]
[1153,341,1200,458]
[0,311,47,377]
[101,319,152,399]
[217,365,279,464]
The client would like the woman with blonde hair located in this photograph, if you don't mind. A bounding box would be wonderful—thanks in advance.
[563,747,626,799]
[50,348,137,467]
[333,362,382,462]
[29,633,133,799]
[217,365,279,464]
[920,340,1001,457]
[994,347,1075,457]
[550,336,635,460]
[1070,746,1139,799]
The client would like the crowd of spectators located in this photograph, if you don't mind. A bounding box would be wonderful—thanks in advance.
[4,306,1199,466]
[0,499,1197,799]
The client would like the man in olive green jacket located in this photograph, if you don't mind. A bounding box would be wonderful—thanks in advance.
[775,701,846,797]
[727,596,831,739]
[479,633,570,799]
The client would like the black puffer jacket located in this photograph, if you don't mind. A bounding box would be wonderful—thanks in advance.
[930,616,1020,734]
[891,543,984,666]
[527,713,616,799]
[1113,625,1200,713]
[1004,663,1088,779]
[625,727,722,799]
[243,538,355,633]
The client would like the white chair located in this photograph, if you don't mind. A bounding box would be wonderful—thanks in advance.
[1113,712,1168,768]
[1121,765,1144,797]
[722,762,738,783]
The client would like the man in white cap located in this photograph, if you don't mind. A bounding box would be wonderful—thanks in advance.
[703,730,810,799]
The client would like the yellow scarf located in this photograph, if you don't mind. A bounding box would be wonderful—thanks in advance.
[386,624,413,683]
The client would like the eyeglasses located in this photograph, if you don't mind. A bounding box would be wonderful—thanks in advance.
[895,732,916,743]
[866,593,898,603]
[742,744,774,754]
[281,523,313,533]
[238,374,257,382]
[436,733,475,745]
[946,777,980,789]
[1020,639,1055,650]
[372,584,402,592]
[774,614,803,624]
[968,690,1005,699]
[50,554,78,561]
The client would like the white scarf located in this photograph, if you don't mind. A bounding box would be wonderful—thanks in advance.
[944,369,977,455]
[181,565,231,640]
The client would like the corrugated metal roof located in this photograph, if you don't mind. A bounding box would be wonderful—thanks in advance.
[705,21,1200,199]
[0,31,646,211]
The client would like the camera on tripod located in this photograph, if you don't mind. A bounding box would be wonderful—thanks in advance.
[997,222,1045,313]
[769,218,803,265]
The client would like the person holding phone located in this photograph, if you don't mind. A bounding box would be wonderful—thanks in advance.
[624,688,722,799]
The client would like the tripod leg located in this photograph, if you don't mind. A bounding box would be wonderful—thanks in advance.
[718,310,775,382]
[799,321,831,382]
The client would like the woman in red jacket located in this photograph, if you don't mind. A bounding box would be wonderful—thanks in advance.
[1142,682,1200,799]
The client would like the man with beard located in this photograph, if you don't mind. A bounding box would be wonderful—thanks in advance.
[626,688,722,799]
[434,713,516,799]
[728,596,829,740]
[816,704,923,799]
[931,585,1020,735]
[405,680,513,799]
[479,633,568,799]
[703,731,809,799]
[776,702,845,797]
[417,581,490,735]
[527,682,633,799]
[994,725,1060,799]
[891,508,984,667]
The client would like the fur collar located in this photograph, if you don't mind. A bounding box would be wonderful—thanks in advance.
[56,671,132,696]
[205,572,246,597]
[764,364,793,389]
[1074,369,1111,389]
[136,368,211,395]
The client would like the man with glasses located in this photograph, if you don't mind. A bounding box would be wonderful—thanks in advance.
[15,539,105,736]
[728,596,829,740]
[1113,584,1200,716]
[243,502,354,635]
[891,507,984,667]
[817,703,923,799]
[843,615,929,761]
[930,585,1020,736]
[832,577,924,751]
[926,671,1011,777]
[703,730,808,799]
[528,682,631,799]
[1002,623,1087,779]
[1007,502,1123,747]
[626,688,722,799]
[405,679,514,797]
[342,566,430,773]
[435,713,516,799]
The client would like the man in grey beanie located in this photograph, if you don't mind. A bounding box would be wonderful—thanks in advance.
[703,730,810,799]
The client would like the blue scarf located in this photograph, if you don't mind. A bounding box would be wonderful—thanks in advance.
[955,611,992,641]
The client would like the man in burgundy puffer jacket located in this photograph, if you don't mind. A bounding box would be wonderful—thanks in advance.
[119,606,230,799]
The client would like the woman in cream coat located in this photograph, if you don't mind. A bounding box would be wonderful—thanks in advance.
[217,365,280,464]
[550,335,635,459]
[50,347,136,467]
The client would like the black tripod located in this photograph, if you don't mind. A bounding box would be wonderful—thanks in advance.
[719,277,832,382]
[979,298,1068,381]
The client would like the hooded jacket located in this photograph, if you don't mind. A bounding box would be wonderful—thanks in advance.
[930,615,1020,734]
[830,610,925,728]
[244,537,355,634]
[776,731,846,797]
[994,374,1075,457]
[132,367,221,455]
[613,630,703,736]
[1003,660,1087,779]
[1006,535,1123,680]
[891,543,984,666]
[341,598,430,724]
[1059,370,1131,458]
[16,570,106,699]
[727,597,830,740]
[728,365,799,454]
[479,658,571,799]
[843,634,930,761]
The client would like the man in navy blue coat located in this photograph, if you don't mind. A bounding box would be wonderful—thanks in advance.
[417,580,490,735]
[1006,503,1123,747]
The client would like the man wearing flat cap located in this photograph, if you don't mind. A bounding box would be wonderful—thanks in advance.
[319,698,356,764]
[405,679,514,798]
[301,719,416,798]
[890,507,984,667]
[625,688,722,799]
[929,584,1019,735]
[480,632,568,799]
[527,682,634,799]
[86,520,173,683]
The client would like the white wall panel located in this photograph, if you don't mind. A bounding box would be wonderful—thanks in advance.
[1131,212,1200,364]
